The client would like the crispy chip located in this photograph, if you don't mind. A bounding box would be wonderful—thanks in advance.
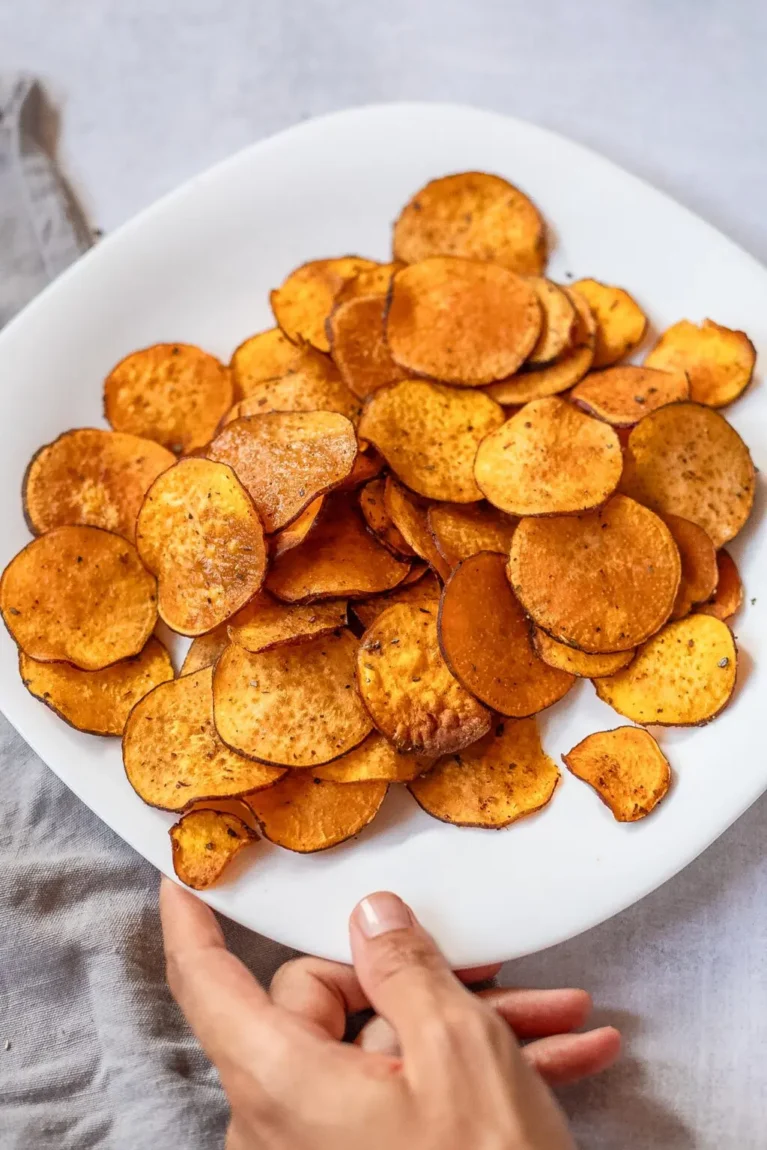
[270,496,324,558]
[180,626,229,676]
[509,495,680,653]
[572,279,647,368]
[356,603,491,756]
[327,294,406,400]
[571,365,690,427]
[383,478,452,581]
[408,718,559,828]
[1,526,157,670]
[644,319,755,408]
[350,569,442,630]
[104,343,233,454]
[697,550,743,621]
[427,502,518,570]
[619,402,755,549]
[335,445,385,492]
[359,478,414,557]
[170,808,257,889]
[224,356,361,425]
[386,258,541,385]
[270,257,379,352]
[136,458,267,635]
[359,379,504,502]
[392,172,546,275]
[563,727,671,821]
[123,667,284,809]
[474,397,622,516]
[661,514,718,619]
[230,329,330,398]
[526,279,576,366]
[313,730,432,783]
[401,561,429,585]
[244,773,387,852]
[334,262,403,305]
[227,591,347,653]
[594,614,737,725]
[532,629,635,678]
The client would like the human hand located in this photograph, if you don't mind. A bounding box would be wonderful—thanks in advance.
[161,879,619,1149]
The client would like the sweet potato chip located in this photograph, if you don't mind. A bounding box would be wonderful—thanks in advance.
[698,550,743,621]
[392,172,546,275]
[644,319,755,408]
[359,379,504,502]
[225,357,362,426]
[356,602,491,756]
[408,718,559,828]
[104,343,233,454]
[169,808,257,889]
[270,496,324,558]
[180,626,229,676]
[572,279,647,368]
[227,592,347,653]
[619,402,755,549]
[270,257,379,352]
[23,429,174,542]
[327,294,406,400]
[244,772,387,852]
[401,561,429,585]
[334,262,403,305]
[1,526,157,670]
[383,478,452,581]
[350,569,442,630]
[563,727,671,821]
[661,514,718,619]
[571,365,690,427]
[386,258,541,385]
[230,329,330,398]
[313,730,431,783]
[359,478,414,557]
[509,494,680,653]
[594,614,737,725]
[213,629,372,767]
[532,629,635,678]
[123,667,284,809]
[335,445,385,492]
[427,502,518,570]
[526,279,576,366]
[136,458,267,635]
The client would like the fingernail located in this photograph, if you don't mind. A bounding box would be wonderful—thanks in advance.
[354,892,412,938]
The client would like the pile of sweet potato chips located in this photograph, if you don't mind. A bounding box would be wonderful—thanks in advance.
[2,171,757,888]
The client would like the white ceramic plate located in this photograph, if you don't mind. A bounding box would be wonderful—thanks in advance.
[0,103,765,965]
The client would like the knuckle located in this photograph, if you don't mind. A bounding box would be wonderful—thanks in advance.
[268,956,308,995]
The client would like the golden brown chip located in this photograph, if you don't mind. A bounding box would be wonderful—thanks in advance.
[169,808,257,889]
[619,402,755,549]
[270,496,324,559]
[526,279,576,366]
[23,429,175,542]
[644,319,755,408]
[350,569,442,630]
[532,629,635,678]
[697,550,743,621]
[359,478,414,557]
[563,727,671,821]
[334,262,403,305]
[104,343,233,454]
[327,294,406,400]
[408,718,559,828]
[571,365,690,427]
[227,591,347,653]
[356,602,491,756]
[225,356,362,425]
[661,514,718,619]
[1,526,157,670]
[244,773,387,852]
[401,561,429,585]
[123,667,284,809]
[509,495,680,653]
[136,458,267,635]
[383,478,452,581]
[359,379,504,502]
[392,172,546,275]
[594,614,737,725]
[213,630,372,767]
[572,279,647,368]
[386,258,541,385]
[230,329,330,398]
[427,502,518,570]
[474,397,622,516]
[335,445,385,492]
[180,626,230,676]
[313,731,432,783]
[270,257,379,352]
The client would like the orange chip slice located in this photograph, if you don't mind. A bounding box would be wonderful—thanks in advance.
[244,773,387,852]
[427,502,518,570]
[526,278,577,366]
[335,445,385,493]
[697,550,743,621]
[572,279,647,367]
[313,731,432,783]
[225,356,362,426]
[359,478,414,557]
[383,478,452,581]
[180,626,230,676]
[563,727,671,821]
[327,294,406,401]
[350,569,442,630]
[334,262,403,305]
[531,629,635,678]
[644,319,755,407]
[661,514,718,619]
[270,496,324,559]
[270,257,379,351]
[227,592,347,653]
[571,365,690,427]
[230,329,330,398]
[170,809,257,889]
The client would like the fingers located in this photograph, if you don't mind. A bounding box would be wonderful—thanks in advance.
[479,987,592,1039]
[269,958,369,1040]
[523,1027,622,1086]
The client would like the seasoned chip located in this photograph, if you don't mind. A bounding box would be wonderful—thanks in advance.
[386,258,541,385]
[271,257,379,352]
[619,402,755,549]
[644,319,755,407]
[170,809,257,889]
[104,343,233,454]
[136,458,267,635]
[698,550,743,621]
[359,478,414,557]
[270,496,324,558]
[356,603,491,756]
[532,629,635,678]
[572,279,647,367]
[225,357,361,425]
[475,397,622,516]
[123,667,284,809]
[313,730,431,783]
[427,502,518,570]
[213,630,372,766]
[180,626,229,676]
[23,429,175,542]
[661,514,718,619]
[350,569,442,630]
[563,727,671,821]
[401,561,429,585]
[230,329,330,398]
[571,365,690,427]
[392,172,546,275]
[509,495,680,653]
[327,294,406,400]
[383,478,452,581]
[408,718,559,828]
[335,445,385,492]
[1,526,157,670]
[594,614,737,725]
[227,592,347,653]
[526,279,576,366]
[334,262,403,305]
[244,773,387,852]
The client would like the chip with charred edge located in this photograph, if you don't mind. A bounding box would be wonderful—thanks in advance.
[475,397,622,517]
[181,626,230,676]
[270,497,324,559]
[359,379,505,502]
[243,773,387,853]
[312,730,432,783]
[594,614,737,725]
[359,478,414,557]
[563,727,671,822]
[697,550,743,621]
[136,458,267,636]
[401,561,429,585]
[408,718,559,828]
[270,257,379,352]
[1,526,157,670]
[383,477,452,581]
[392,172,546,275]
[104,343,233,454]
[619,402,755,549]
[526,279,577,366]
[644,319,756,408]
[230,329,331,398]
[214,630,372,767]
[356,602,492,756]
[439,552,574,716]
[571,365,690,427]
[350,569,442,630]
[123,667,284,809]
[170,808,257,889]
[386,258,541,385]
[327,294,407,401]
[335,446,385,492]
[661,514,718,620]
[532,629,635,678]
[227,592,347,653]
[334,262,404,305]
[20,637,173,736]
[572,279,647,368]
[427,502,518,570]
[509,494,681,653]
[223,358,362,427]
[23,428,175,542]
